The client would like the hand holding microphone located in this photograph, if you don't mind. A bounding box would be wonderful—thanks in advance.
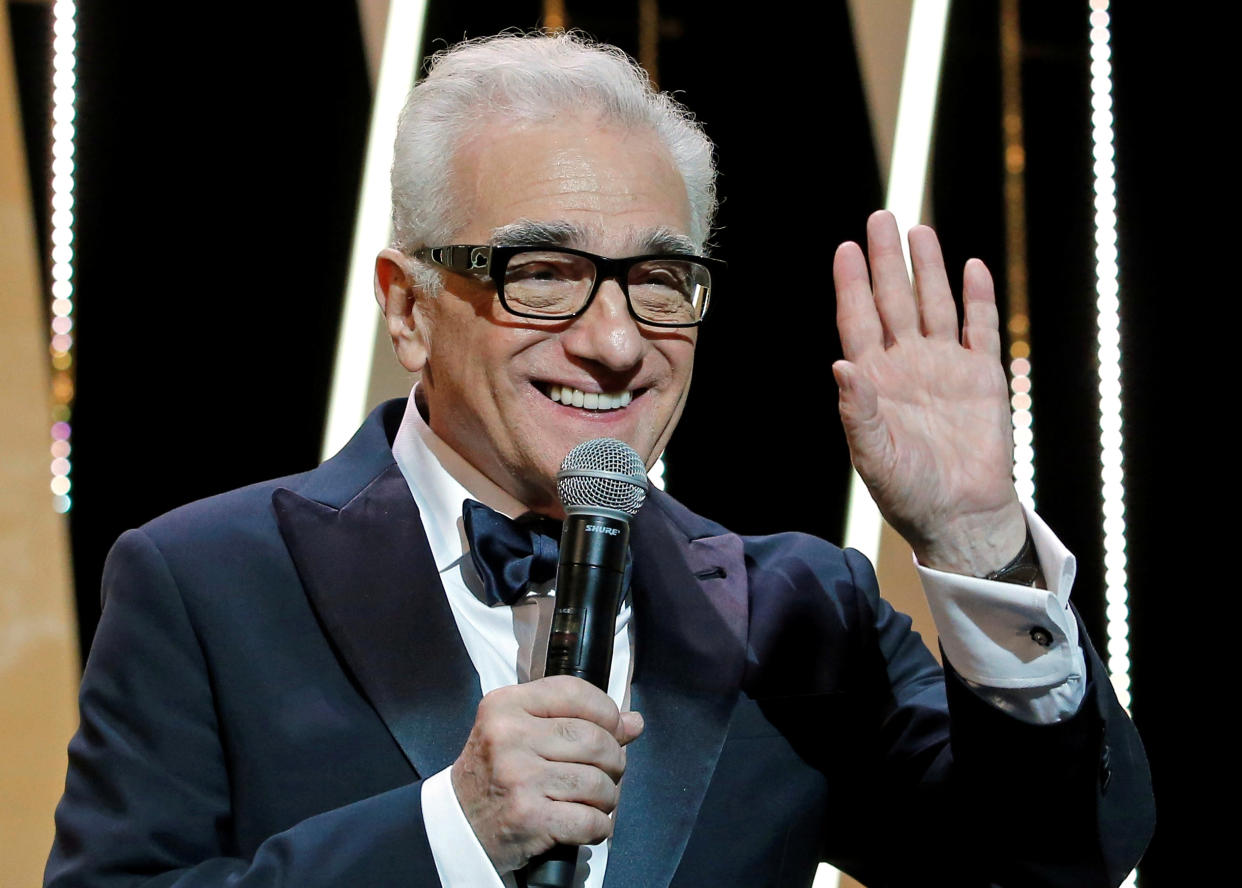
[450,439,648,882]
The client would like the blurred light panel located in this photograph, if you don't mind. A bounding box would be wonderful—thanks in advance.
[648,456,666,491]
[843,0,951,562]
[832,5,950,884]
[322,0,429,460]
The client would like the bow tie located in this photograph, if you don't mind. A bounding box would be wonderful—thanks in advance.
[462,499,562,607]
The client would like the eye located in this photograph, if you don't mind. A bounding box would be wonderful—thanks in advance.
[629,261,693,295]
[507,262,566,283]
[506,252,592,284]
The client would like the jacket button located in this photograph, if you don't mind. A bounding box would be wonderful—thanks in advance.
[1029,626,1053,647]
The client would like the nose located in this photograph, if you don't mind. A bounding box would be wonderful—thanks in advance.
[560,279,645,372]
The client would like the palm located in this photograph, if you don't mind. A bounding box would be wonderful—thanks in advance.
[833,213,1024,573]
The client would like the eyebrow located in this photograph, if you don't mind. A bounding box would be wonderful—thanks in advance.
[489,219,700,255]
[490,219,584,248]
[644,227,699,255]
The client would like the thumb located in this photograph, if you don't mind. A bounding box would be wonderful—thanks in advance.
[833,361,888,469]
[616,710,644,745]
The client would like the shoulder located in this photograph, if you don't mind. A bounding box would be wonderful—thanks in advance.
[114,470,312,593]
[120,399,406,581]
[138,471,308,546]
[99,472,313,624]
[649,495,900,696]
[644,488,880,613]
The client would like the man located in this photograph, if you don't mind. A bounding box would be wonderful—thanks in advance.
[47,32,1153,887]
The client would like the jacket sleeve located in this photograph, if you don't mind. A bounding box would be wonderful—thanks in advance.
[45,529,444,888]
[844,546,1154,887]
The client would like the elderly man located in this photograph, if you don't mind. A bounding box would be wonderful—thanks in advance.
[47,32,1152,888]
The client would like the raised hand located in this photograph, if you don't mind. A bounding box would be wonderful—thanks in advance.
[450,675,644,874]
[832,211,1026,576]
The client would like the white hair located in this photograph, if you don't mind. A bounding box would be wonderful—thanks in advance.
[389,31,718,261]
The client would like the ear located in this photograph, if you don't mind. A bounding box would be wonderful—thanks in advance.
[374,247,430,374]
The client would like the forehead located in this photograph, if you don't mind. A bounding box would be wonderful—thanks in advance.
[450,113,693,254]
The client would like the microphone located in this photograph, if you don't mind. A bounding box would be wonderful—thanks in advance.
[526,438,648,888]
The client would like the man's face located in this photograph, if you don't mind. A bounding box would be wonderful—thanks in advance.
[394,114,698,512]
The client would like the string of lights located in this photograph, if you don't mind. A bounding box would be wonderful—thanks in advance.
[1086,5,1135,882]
[48,0,78,514]
[1000,0,1035,509]
[1087,0,1131,712]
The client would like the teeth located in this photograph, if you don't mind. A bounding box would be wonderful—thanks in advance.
[547,385,632,410]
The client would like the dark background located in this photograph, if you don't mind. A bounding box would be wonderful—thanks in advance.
[10,1,1211,881]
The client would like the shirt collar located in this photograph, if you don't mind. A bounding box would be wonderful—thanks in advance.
[391,387,530,573]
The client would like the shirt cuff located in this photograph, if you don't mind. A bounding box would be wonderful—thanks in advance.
[422,767,512,887]
[916,505,1086,723]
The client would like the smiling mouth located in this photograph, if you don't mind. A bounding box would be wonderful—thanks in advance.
[539,383,638,411]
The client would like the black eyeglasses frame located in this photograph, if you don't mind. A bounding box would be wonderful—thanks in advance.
[413,243,723,328]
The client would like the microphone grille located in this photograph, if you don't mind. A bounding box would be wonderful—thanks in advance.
[557,438,649,517]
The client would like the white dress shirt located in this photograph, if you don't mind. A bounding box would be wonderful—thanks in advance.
[390,392,1086,887]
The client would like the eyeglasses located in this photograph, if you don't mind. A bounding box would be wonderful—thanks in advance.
[414,244,722,328]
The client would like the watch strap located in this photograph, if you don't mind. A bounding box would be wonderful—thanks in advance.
[983,529,1044,587]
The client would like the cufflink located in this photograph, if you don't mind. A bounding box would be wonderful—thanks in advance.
[1028,626,1053,647]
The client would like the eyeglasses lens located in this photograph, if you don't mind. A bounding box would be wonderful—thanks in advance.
[628,259,709,325]
[502,250,709,324]
[502,251,595,315]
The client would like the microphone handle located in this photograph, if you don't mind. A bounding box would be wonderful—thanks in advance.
[526,513,629,888]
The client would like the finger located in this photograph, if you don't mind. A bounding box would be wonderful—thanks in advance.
[617,709,644,745]
[532,718,627,781]
[833,240,884,361]
[908,225,959,340]
[543,762,622,812]
[866,210,918,343]
[546,801,615,848]
[517,675,622,731]
[961,258,1001,357]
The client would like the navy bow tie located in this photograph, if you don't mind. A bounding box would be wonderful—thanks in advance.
[462,499,562,607]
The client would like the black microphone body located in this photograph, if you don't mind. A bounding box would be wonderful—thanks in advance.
[527,440,646,888]
[545,511,630,688]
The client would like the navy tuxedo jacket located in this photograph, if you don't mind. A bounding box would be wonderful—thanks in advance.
[47,400,1153,887]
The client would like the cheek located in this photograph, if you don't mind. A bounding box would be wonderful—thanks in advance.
[658,352,696,430]
[663,342,697,389]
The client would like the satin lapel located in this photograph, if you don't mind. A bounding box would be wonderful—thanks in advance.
[606,501,748,888]
[272,463,480,779]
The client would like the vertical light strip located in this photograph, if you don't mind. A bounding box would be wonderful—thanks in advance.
[827,6,951,886]
[648,456,666,491]
[1086,4,1136,880]
[638,0,660,86]
[1000,0,1035,509]
[542,0,566,31]
[842,0,951,561]
[883,0,951,249]
[637,0,667,494]
[1087,0,1131,711]
[321,0,429,461]
[48,0,78,514]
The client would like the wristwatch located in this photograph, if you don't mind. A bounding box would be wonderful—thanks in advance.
[983,530,1044,587]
